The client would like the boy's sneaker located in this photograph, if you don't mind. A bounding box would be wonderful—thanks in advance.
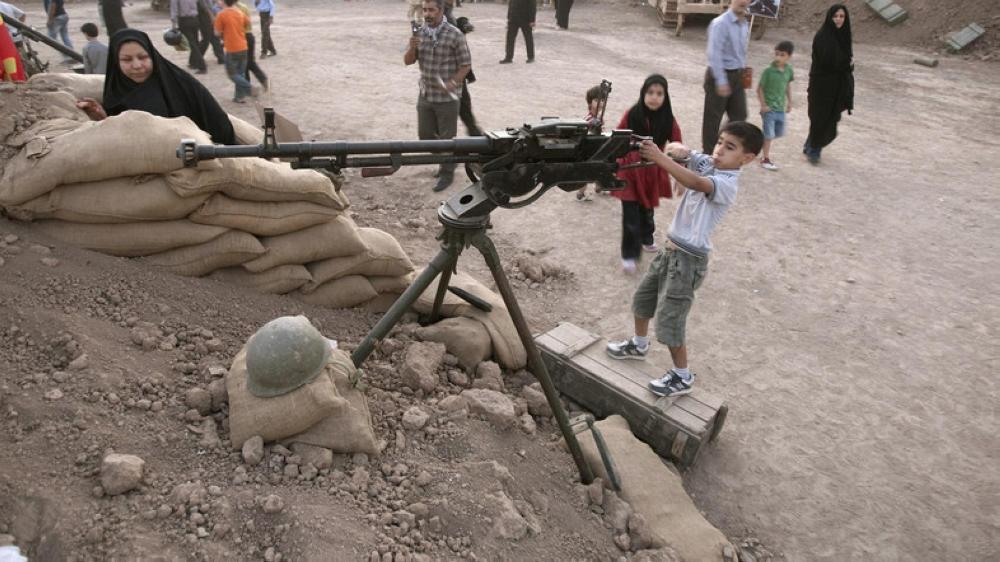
[606,338,648,361]
[760,158,779,171]
[648,370,696,397]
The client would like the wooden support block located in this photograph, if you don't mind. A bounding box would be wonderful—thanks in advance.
[946,23,985,52]
[536,322,728,469]
[865,0,908,26]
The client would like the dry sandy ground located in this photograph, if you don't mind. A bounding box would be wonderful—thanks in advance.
[11,0,1000,559]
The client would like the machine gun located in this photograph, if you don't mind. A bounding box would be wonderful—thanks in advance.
[179,108,647,224]
[177,106,652,486]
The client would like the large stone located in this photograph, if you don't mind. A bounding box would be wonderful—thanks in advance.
[401,406,431,430]
[629,513,654,552]
[290,443,333,470]
[489,493,528,541]
[521,383,551,417]
[185,388,213,416]
[100,454,145,496]
[460,389,517,430]
[242,435,265,466]
[414,317,492,371]
[207,378,228,411]
[472,361,504,392]
[437,395,467,413]
[604,491,633,533]
[401,341,446,393]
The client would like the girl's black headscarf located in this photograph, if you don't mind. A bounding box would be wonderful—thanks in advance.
[811,4,852,74]
[626,74,674,147]
[103,29,235,145]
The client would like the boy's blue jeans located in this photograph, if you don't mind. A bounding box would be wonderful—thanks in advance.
[224,50,253,100]
[46,14,73,50]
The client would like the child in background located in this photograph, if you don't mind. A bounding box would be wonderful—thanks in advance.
[756,40,794,170]
[80,22,108,74]
[575,83,606,201]
[611,74,682,273]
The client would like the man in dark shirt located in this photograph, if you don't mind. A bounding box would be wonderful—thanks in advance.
[499,0,535,64]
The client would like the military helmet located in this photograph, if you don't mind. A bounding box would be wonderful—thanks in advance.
[245,316,331,398]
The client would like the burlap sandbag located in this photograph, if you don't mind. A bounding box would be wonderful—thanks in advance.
[28,72,105,102]
[361,293,402,314]
[6,117,88,148]
[242,215,367,272]
[285,349,378,455]
[229,113,263,144]
[301,228,413,292]
[189,194,342,236]
[369,274,413,294]
[295,275,378,309]
[32,220,228,257]
[166,157,349,209]
[0,112,218,206]
[412,269,527,370]
[143,231,265,277]
[227,345,348,450]
[578,416,733,562]
[209,264,312,294]
[7,176,210,223]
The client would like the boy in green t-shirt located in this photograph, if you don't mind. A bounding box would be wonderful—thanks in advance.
[756,40,794,170]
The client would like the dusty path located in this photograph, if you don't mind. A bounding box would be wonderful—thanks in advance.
[19,0,1000,559]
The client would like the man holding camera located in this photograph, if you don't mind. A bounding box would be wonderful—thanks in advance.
[405,0,471,192]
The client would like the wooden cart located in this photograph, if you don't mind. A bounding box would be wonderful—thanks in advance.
[656,0,726,36]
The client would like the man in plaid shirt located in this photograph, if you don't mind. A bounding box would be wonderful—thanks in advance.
[405,0,472,192]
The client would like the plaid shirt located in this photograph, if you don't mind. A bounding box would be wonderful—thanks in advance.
[415,21,471,103]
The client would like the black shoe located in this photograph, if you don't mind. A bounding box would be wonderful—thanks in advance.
[433,174,454,192]
[499,58,513,64]
[195,68,208,74]
[526,58,535,63]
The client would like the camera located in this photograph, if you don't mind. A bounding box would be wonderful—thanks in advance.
[411,21,422,35]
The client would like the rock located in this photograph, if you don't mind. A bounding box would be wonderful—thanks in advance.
[472,361,504,392]
[28,244,51,255]
[522,383,551,417]
[402,406,431,430]
[415,471,433,487]
[586,477,604,506]
[40,257,60,267]
[628,513,654,552]
[518,413,537,434]
[490,493,528,540]
[300,464,319,480]
[517,256,546,283]
[68,354,89,371]
[290,443,334,469]
[207,379,228,411]
[447,370,469,386]
[100,453,145,495]
[185,388,213,415]
[437,395,467,413]
[242,435,265,465]
[614,533,631,552]
[283,464,299,478]
[632,548,682,562]
[199,418,220,448]
[401,341,446,393]
[43,388,64,401]
[604,491,632,533]
[414,318,492,371]
[460,389,517,429]
[261,494,285,514]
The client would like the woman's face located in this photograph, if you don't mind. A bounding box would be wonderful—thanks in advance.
[644,83,665,111]
[832,8,846,29]
[118,41,153,83]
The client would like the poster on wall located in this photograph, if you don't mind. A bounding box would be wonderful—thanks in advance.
[749,0,781,19]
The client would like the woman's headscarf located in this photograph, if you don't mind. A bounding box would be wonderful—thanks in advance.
[812,4,853,73]
[626,74,674,147]
[103,29,235,145]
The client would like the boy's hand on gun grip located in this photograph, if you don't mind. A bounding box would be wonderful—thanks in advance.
[639,139,666,165]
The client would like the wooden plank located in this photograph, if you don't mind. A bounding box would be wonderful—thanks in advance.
[879,5,908,25]
[673,395,718,423]
[946,23,985,52]
[865,0,893,11]
[663,403,711,434]
[689,387,724,410]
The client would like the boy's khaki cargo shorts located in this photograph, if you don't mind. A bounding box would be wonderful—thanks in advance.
[631,246,709,347]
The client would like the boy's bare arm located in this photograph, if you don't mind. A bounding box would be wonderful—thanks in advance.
[639,140,714,194]
[756,83,767,113]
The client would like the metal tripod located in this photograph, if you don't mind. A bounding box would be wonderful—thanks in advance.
[351,200,595,485]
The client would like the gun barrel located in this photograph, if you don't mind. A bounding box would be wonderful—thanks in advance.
[184,137,496,164]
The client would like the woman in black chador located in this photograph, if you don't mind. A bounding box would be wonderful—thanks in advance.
[804,3,854,164]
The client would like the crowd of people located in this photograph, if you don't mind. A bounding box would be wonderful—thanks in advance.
[0,0,857,399]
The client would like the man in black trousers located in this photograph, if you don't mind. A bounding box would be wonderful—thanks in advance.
[499,0,534,64]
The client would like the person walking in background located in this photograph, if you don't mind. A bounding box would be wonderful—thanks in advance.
[43,0,74,60]
[80,23,108,74]
[100,0,127,38]
[404,0,471,192]
[554,0,572,30]
[701,0,750,153]
[214,0,254,103]
[234,0,268,90]
[804,4,853,164]
[171,0,208,73]
[499,0,534,64]
[756,40,794,170]
[455,16,482,136]
[612,74,683,274]
[199,0,226,64]
[255,0,276,57]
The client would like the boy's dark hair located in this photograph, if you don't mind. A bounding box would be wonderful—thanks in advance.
[721,121,764,156]
[81,23,99,38]
[775,40,794,55]
[585,85,603,105]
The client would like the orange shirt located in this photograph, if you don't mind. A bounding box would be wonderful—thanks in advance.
[213,7,250,53]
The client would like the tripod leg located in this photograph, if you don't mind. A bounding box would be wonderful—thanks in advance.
[428,254,456,325]
[470,234,595,484]
[351,247,451,367]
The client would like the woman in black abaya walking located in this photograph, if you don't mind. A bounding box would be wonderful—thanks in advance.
[804,4,854,164]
